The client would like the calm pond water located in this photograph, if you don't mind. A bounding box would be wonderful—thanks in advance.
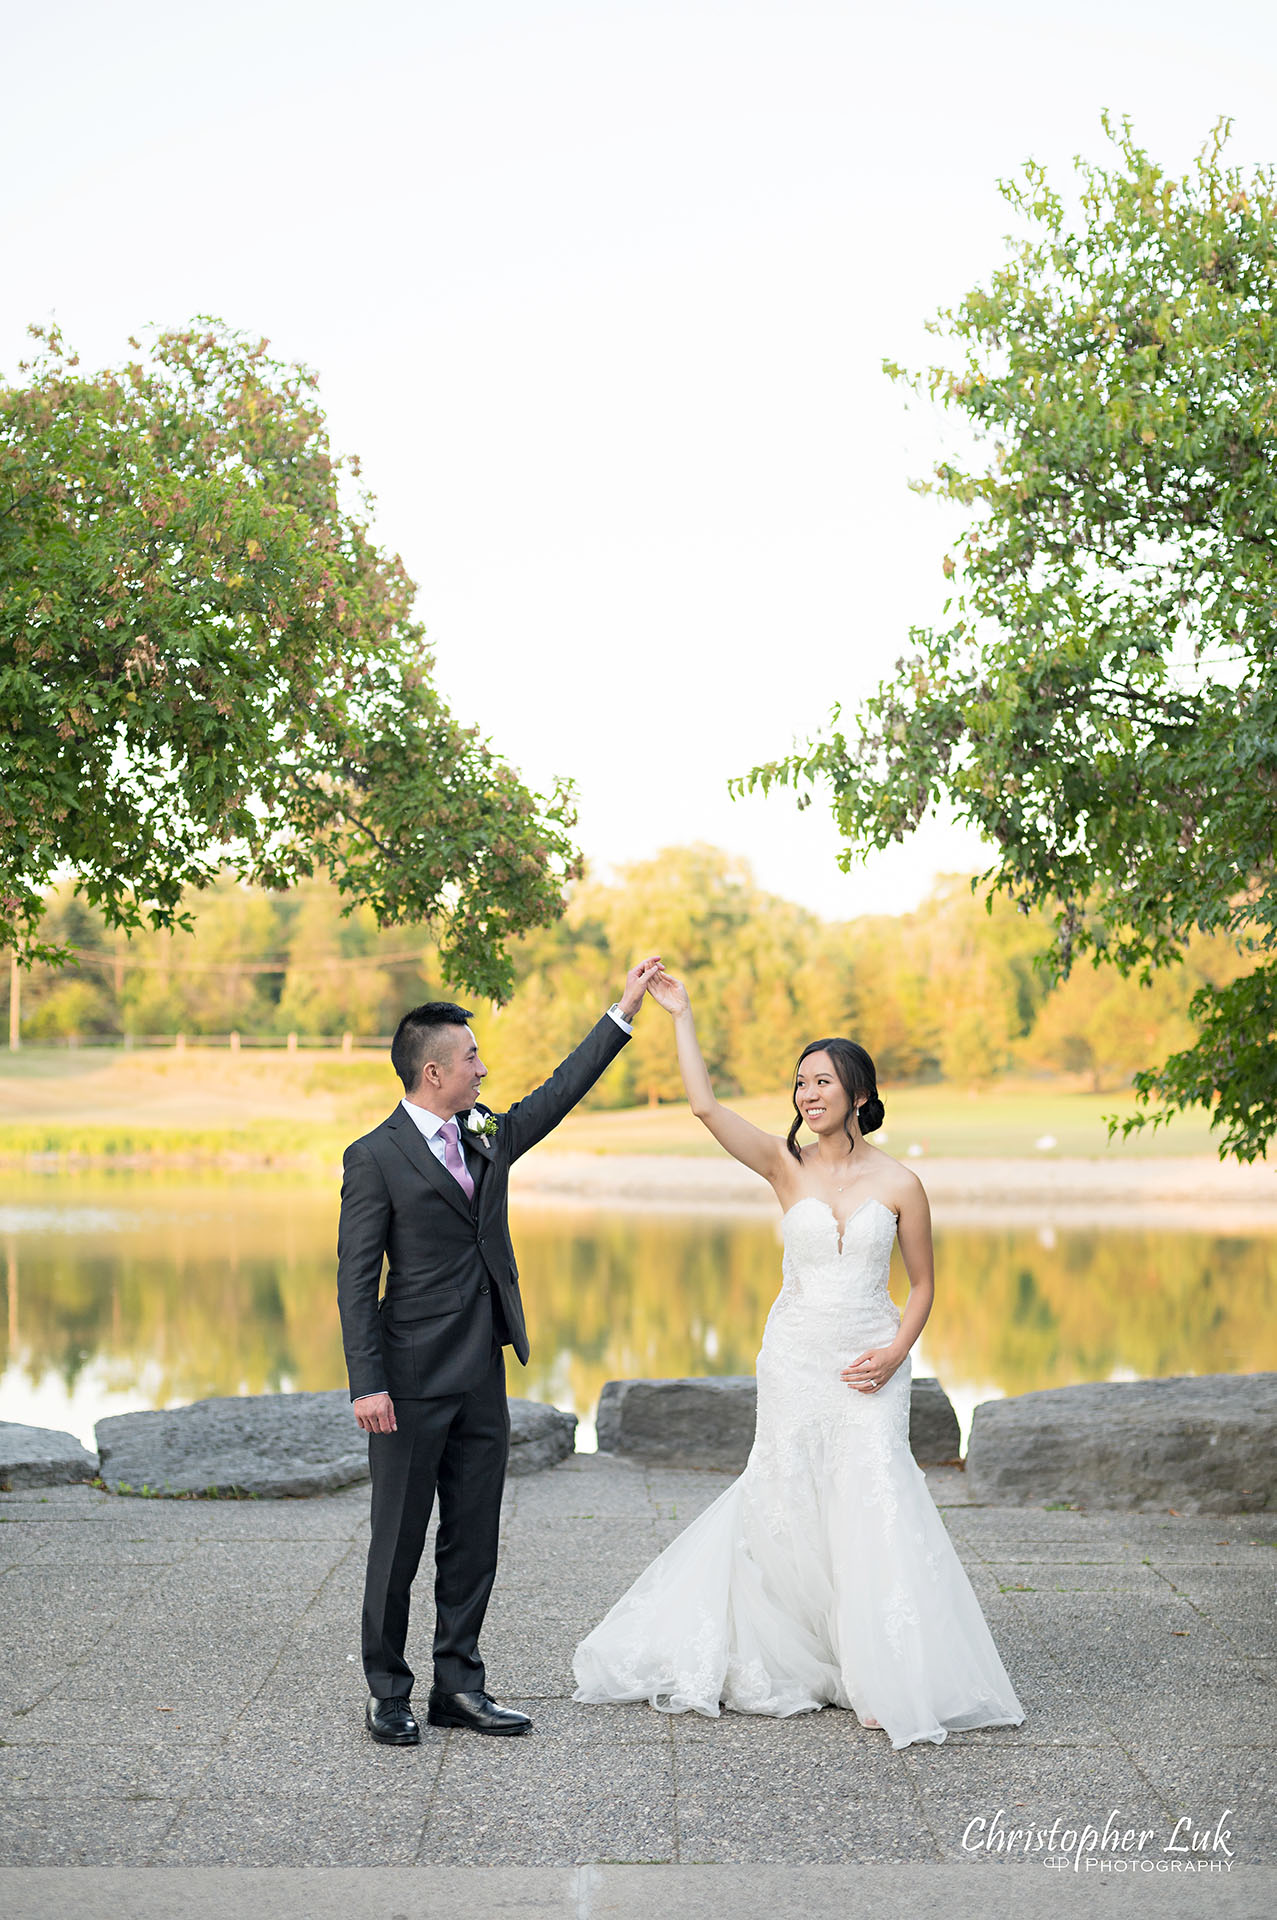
[2,1172,1274,1453]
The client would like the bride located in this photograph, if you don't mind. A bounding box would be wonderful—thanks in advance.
[572,969,1026,1749]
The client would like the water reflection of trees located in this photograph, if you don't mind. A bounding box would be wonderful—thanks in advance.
[2,1183,1273,1426]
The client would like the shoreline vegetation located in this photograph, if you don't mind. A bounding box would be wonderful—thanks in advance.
[6,849,1259,1185]
[9,854,1258,1122]
[0,1049,1272,1220]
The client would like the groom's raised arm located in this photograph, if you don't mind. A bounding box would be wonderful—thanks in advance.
[337,1142,392,1402]
[500,957,660,1162]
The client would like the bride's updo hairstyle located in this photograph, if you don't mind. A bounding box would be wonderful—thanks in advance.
[786,1038,885,1161]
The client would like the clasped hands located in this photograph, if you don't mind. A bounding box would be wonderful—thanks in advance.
[620,955,664,1019]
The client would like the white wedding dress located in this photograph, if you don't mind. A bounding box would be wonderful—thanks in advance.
[572,1196,1026,1748]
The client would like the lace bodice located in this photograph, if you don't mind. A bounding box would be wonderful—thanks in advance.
[772,1195,900,1351]
[782,1193,898,1255]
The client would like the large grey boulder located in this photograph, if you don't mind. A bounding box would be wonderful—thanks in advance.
[95,1392,367,1498]
[509,1398,576,1475]
[0,1421,98,1491]
[94,1391,576,1497]
[596,1375,962,1471]
[909,1377,962,1464]
[966,1373,1277,1514]
[598,1377,758,1470]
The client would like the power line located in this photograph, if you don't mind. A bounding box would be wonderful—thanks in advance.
[71,947,431,977]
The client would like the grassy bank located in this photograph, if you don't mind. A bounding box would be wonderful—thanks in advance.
[0,1046,1235,1165]
[558,1084,1232,1159]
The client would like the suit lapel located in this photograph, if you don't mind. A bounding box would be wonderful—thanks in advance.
[385,1108,473,1224]
[458,1114,495,1162]
[462,1133,487,1208]
[459,1115,498,1184]
[464,1117,505,1221]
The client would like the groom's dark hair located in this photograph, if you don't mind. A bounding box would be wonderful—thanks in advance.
[391,1001,474,1093]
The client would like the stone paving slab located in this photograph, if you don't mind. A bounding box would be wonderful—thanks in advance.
[510,1456,661,1518]
[1,1863,1265,1919]
[1,1457,1273,1880]
[150,1792,429,1868]
[674,1740,933,1863]
[424,1737,678,1866]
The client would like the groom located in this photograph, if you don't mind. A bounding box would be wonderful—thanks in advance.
[337,958,660,1745]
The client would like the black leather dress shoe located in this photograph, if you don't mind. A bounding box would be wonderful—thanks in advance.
[366,1694,420,1744]
[426,1686,533,1735]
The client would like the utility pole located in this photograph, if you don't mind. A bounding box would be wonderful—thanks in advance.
[8,950,18,1052]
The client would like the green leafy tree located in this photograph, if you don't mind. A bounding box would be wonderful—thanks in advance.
[271,879,429,1038]
[9,849,1250,1090]
[737,119,1277,1159]
[0,320,579,999]
[1017,924,1249,1091]
[488,846,855,1108]
[837,874,1052,1085]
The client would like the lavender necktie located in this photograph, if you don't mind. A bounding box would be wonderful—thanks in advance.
[440,1120,475,1203]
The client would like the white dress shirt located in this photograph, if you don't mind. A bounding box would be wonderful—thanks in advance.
[399,1005,633,1155]
[398,1098,462,1167]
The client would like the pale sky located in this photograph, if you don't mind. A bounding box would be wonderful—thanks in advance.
[4,0,1274,917]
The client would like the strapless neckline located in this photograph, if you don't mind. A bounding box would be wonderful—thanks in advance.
[781,1195,898,1257]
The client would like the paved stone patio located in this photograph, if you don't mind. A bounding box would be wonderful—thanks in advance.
[1,1453,1272,1909]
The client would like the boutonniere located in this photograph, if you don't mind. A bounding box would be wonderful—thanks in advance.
[464,1108,498,1143]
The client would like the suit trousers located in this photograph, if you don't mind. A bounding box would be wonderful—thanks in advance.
[361,1342,510,1699]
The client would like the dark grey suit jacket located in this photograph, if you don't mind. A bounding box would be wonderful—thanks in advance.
[336,1013,630,1402]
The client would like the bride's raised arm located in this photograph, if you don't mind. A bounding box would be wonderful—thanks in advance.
[645,969,784,1180]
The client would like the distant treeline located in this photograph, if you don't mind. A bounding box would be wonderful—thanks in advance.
[9,844,1251,1102]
